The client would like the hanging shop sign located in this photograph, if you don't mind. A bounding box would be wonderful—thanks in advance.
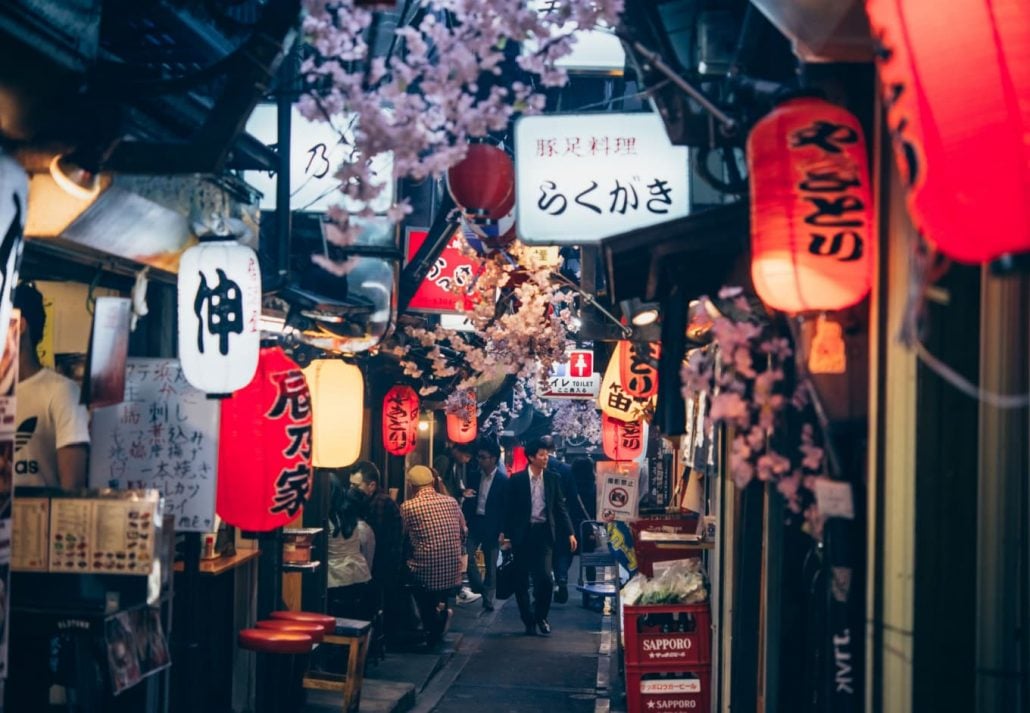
[618,341,660,399]
[514,112,689,245]
[597,460,641,522]
[866,0,1029,264]
[598,346,653,420]
[541,348,600,399]
[177,240,261,395]
[406,228,482,314]
[601,413,647,461]
[445,393,477,444]
[217,346,313,532]
[747,98,874,313]
[382,385,420,456]
[303,359,364,468]
[525,0,626,73]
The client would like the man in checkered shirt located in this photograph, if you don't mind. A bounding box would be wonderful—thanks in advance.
[401,465,467,647]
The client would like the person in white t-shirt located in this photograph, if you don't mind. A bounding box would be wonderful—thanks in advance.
[13,283,90,490]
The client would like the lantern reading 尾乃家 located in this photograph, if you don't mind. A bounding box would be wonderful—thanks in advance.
[747,98,875,314]
[618,341,660,399]
[382,385,420,456]
[178,240,261,394]
[303,359,364,468]
[865,0,1029,264]
[217,346,312,532]
[602,413,647,461]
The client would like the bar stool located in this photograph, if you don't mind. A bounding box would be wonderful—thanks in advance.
[238,628,314,713]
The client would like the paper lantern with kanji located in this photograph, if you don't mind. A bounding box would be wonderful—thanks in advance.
[618,341,661,399]
[747,98,875,314]
[446,143,515,220]
[0,150,26,345]
[866,0,1030,264]
[303,359,364,468]
[602,413,647,461]
[446,395,477,444]
[178,239,261,394]
[382,385,420,456]
[217,346,312,532]
[599,346,653,421]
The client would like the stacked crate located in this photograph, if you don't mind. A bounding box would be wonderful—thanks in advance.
[623,602,712,713]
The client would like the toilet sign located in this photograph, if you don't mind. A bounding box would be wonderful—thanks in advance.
[541,348,599,399]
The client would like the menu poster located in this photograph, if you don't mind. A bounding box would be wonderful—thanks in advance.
[93,498,156,575]
[48,499,92,573]
[105,607,171,695]
[11,497,48,571]
[596,461,641,522]
[89,359,219,533]
[81,297,131,409]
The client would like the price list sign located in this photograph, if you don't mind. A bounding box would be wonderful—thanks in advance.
[89,359,219,532]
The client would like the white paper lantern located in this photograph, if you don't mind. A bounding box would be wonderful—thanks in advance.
[177,240,261,394]
[0,150,27,341]
[302,359,364,467]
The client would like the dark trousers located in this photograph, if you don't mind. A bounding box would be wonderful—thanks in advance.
[553,537,573,585]
[513,523,554,626]
[411,586,452,645]
[467,527,499,607]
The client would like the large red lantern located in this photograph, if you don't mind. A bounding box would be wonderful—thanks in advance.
[446,143,515,219]
[446,394,477,444]
[618,341,660,399]
[747,98,875,314]
[602,413,646,461]
[510,446,528,474]
[865,0,1030,264]
[382,385,420,456]
[217,346,312,532]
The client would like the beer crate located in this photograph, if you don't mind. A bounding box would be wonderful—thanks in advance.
[630,516,702,578]
[622,603,711,668]
[625,665,711,713]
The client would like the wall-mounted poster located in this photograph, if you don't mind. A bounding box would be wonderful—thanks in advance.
[596,461,641,522]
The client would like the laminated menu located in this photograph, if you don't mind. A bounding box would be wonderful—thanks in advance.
[11,498,49,571]
[93,499,156,575]
[49,499,92,573]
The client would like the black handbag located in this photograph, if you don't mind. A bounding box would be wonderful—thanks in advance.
[495,550,516,600]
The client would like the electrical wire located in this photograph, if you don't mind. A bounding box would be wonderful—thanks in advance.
[913,339,1030,410]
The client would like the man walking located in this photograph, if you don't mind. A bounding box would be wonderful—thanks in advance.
[540,435,584,604]
[401,465,467,648]
[461,439,508,612]
[500,437,577,636]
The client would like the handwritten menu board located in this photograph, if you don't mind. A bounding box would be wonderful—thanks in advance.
[89,359,219,533]
[11,497,49,571]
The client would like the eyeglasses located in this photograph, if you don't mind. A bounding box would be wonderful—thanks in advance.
[476,454,493,461]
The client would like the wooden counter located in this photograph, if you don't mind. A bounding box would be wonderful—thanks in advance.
[173,549,260,576]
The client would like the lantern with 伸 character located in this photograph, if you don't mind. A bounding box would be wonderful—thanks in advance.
[618,341,661,399]
[602,413,646,461]
[446,142,515,220]
[747,98,875,314]
[303,358,364,468]
[865,0,1029,265]
[446,394,477,444]
[217,346,312,532]
[382,385,420,456]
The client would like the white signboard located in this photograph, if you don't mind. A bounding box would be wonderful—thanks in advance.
[245,104,394,214]
[90,359,220,532]
[597,461,640,521]
[525,1,626,73]
[515,112,689,245]
[541,348,600,399]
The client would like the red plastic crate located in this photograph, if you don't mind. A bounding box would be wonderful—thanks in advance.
[625,665,711,713]
[630,516,701,578]
[622,603,712,668]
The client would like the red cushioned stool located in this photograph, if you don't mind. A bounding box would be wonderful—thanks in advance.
[257,619,327,643]
[268,610,336,634]
[238,628,314,713]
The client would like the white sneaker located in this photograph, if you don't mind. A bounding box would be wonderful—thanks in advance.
[456,587,482,605]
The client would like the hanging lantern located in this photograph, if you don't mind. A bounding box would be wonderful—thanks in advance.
[599,346,652,421]
[302,359,364,468]
[446,394,477,444]
[747,98,875,314]
[382,385,419,456]
[217,346,312,532]
[602,413,647,461]
[446,143,515,220]
[0,151,27,342]
[178,240,261,394]
[618,341,661,399]
[865,0,1030,265]
[510,446,528,474]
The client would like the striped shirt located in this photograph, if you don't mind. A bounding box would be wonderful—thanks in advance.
[401,487,467,592]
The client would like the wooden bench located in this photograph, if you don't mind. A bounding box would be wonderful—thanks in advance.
[301,617,372,713]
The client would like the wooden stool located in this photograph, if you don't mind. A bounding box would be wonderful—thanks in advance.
[238,628,314,713]
[301,618,372,713]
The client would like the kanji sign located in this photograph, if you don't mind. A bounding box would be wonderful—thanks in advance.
[541,348,600,399]
[514,113,689,245]
[406,228,482,314]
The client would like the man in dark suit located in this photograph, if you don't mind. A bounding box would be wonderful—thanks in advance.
[500,437,577,636]
[461,439,508,611]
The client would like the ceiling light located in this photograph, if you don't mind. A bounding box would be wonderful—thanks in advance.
[49,154,101,200]
[631,308,659,326]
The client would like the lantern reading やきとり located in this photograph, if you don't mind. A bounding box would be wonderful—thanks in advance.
[865,0,1029,264]
[217,346,312,532]
[178,240,261,394]
[303,359,364,468]
[618,341,660,400]
[382,385,420,456]
[747,98,875,314]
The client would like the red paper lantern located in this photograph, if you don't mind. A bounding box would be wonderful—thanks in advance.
[217,346,312,532]
[382,385,420,456]
[446,143,515,219]
[602,413,645,461]
[446,395,477,444]
[510,446,528,474]
[618,341,661,399]
[866,0,1029,264]
[747,98,875,314]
